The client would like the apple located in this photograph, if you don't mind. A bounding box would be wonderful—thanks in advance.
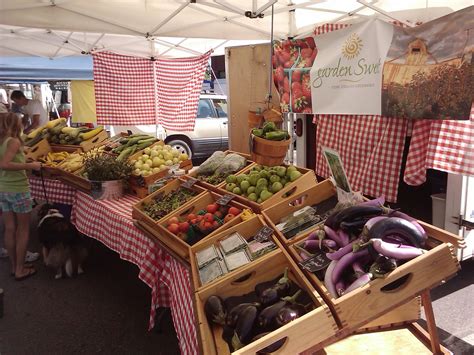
[144,147,151,155]
[152,157,161,167]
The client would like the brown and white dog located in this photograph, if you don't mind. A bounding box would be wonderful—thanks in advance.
[37,204,88,279]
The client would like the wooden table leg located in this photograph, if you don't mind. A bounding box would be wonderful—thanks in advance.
[421,290,442,354]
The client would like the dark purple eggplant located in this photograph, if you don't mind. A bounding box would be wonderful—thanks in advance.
[383,234,413,246]
[204,295,227,326]
[275,303,306,327]
[366,217,426,248]
[257,290,302,330]
[330,205,386,229]
[252,332,286,354]
[390,211,428,240]
[369,254,398,278]
[232,305,258,350]
[337,229,350,246]
[357,196,385,207]
[226,302,261,328]
[301,239,337,253]
[258,268,291,306]
[326,242,354,261]
[340,217,371,233]
[324,209,344,229]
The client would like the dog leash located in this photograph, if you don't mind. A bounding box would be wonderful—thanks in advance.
[39,165,50,205]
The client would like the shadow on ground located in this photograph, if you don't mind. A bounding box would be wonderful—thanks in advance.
[0,208,179,354]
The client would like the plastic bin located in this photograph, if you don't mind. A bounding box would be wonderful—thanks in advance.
[431,193,446,229]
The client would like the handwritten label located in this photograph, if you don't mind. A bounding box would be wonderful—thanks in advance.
[217,194,235,206]
[136,176,146,187]
[299,251,331,272]
[182,177,198,189]
[254,226,274,243]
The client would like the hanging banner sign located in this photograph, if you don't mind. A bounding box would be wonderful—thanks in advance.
[273,6,474,120]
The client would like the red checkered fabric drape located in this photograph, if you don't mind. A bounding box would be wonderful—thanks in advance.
[156,51,212,131]
[404,106,474,185]
[314,115,408,202]
[313,23,350,35]
[93,52,156,125]
[93,51,211,130]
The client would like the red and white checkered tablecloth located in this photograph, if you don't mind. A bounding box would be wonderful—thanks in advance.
[71,192,198,355]
[404,106,474,185]
[29,176,76,205]
[314,115,408,203]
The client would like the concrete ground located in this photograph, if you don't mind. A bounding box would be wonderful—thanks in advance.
[0,205,472,354]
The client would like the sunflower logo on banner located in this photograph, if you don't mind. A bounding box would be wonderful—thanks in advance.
[342,33,363,60]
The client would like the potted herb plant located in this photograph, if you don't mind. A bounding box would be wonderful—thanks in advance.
[83,153,133,200]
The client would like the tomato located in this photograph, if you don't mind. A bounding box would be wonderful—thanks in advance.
[190,218,198,225]
[224,214,235,223]
[204,221,213,230]
[278,50,291,64]
[169,217,179,225]
[206,203,219,214]
[291,70,302,83]
[228,207,241,216]
[178,222,190,233]
[204,212,214,222]
[167,223,180,235]
[214,211,224,219]
[212,220,219,228]
[296,39,308,48]
[187,213,197,221]
[291,90,308,113]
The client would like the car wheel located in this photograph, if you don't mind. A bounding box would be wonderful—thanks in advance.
[167,139,192,159]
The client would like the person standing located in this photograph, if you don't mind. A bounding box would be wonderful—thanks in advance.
[10,91,48,134]
[0,112,41,280]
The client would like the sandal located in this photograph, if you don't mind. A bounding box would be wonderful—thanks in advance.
[10,263,35,276]
[14,268,37,281]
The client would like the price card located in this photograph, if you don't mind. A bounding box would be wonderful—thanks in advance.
[136,175,146,187]
[182,177,198,189]
[254,226,274,242]
[298,251,331,273]
[216,194,235,206]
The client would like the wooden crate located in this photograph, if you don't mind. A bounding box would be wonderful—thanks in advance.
[262,179,337,245]
[128,140,193,189]
[131,177,208,228]
[219,164,318,212]
[57,168,91,193]
[275,181,461,330]
[50,128,109,153]
[190,214,282,291]
[184,151,255,190]
[154,191,250,261]
[24,138,51,161]
[195,250,338,355]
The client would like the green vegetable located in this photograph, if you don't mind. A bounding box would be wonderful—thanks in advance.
[271,181,283,192]
[260,190,273,202]
[264,131,288,141]
[262,121,277,133]
[290,170,302,182]
[116,146,134,162]
[252,128,264,137]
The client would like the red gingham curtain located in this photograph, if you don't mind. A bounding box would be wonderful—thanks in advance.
[92,51,211,130]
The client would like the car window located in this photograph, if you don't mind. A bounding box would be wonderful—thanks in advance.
[212,99,227,118]
[197,99,214,118]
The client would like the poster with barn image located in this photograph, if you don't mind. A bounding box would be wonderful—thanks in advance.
[382,6,473,120]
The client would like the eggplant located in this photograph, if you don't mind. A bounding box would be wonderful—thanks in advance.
[331,249,369,284]
[226,302,261,328]
[257,290,302,329]
[204,295,227,326]
[326,242,354,261]
[367,217,426,248]
[371,238,426,260]
[330,205,386,229]
[390,211,428,240]
[344,273,373,294]
[232,305,258,350]
[251,332,286,354]
[340,218,371,233]
[352,259,366,277]
[357,196,385,207]
[369,254,398,278]
[306,229,325,241]
[337,229,350,246]
[324,209,344,229]
[362,216,388,235]
[303,239,337,253]
[335,280,346,297]
[324,260,338,298]
[323,226,344,247]
[275,303,306,327]
[258,268,291,306]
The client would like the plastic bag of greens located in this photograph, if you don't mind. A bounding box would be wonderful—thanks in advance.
[196,151,226,175]
[215,153,246,175]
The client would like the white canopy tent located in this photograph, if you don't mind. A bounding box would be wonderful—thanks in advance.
[0,0,472,59]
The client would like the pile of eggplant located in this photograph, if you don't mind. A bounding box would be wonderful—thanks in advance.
[204,268,312,352]
[297,197,428,298]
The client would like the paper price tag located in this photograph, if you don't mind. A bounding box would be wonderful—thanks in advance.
[217,194,234,206]
[182,177,198,189]
[136,176,146,187]
[298,251,331,273]
[254,226,274,242]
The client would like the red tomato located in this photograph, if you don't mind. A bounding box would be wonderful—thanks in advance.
[167,223,180,235]
[206,203,219,214]
[190,218,198,225]
[187,213,197,221]
[278,50,291,64]
[281,92,290,105]
[204,212,214,222]
[214,211,224,219]
[283,60,294,68]
[212,220,219,228]
[179,222,190,233]
[169,217,179,225]
[228,207,241,216]
[306,37,316,49]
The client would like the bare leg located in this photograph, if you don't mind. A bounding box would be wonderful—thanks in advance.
[3,211,17,273]
[14,212,33,278]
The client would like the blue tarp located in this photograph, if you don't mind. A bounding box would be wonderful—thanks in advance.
[0,56,93,81]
